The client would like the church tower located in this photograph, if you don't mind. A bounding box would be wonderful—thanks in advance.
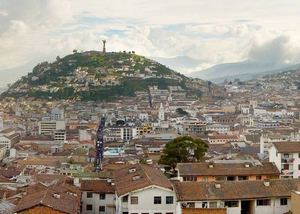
[158,103,165,121]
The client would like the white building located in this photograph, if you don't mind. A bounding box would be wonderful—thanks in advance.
[269,142,300,179]
[50,108,64,120]
[260,134,289,154]
[206,124,230,134]
[80,180,115,214]
[38,120,66,135]
[115,164,177,214]
[174,179,300,214]
[159,103,165,121]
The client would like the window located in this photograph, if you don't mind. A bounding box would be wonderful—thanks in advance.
[154,213,162,214]
[183,176,197,181]
[256,176,262,180]
[225,201,239,207]
[227,176,235,181]
[154,196,162,204]
[202,202,208,208]
[86,204,93,210]
[298,164,300,170]
[166,213,173,214]
[257,199,271,206]
[86,192,93,198]
[216,176,225,181]
[280,198,288,206]
[209,201,217,208]
[238,176,248,180]
[100,193,106,200]
[166,196,174,204]
[186,202,195,208]
[99,206,105,212]
[131,196,138,204]
[122,195,128,202]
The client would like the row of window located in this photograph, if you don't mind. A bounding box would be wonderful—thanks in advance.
[123,196,174,205]
[184,198,288,208]
[86,192,106,200]
[86,205,105,212]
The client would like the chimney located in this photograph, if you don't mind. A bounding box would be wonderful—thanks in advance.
[53,193,61,199]
[129,167,136,173]
[245,164,250,168]
[215,183,221,189]
[209,163,214,168]
[264,180,270,187]
[132,175,141,181]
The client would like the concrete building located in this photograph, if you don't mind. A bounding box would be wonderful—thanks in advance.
[174,179,300,214]
[176,162,280,182]
[81,180,115,214]
[115,164,177,214]
[51,108,64,120]
[269,142,300,179]
[38,120,66,135]
[182,120,206,136]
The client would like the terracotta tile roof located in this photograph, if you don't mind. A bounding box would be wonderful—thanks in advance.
[174,179,300,201]
[17,156,67,167]
[273,142,300,153]
[114,164,173,196]
[0,168,22,178]
[177,162,280,176]
[80,180,115,193]
[15,189,79,214]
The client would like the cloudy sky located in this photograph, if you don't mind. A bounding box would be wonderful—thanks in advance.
[1,0,300,86]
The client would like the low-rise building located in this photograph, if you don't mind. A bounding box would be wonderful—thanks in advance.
[176,162,280,182]
[174,179,300,214]
[81,180,115,214]
[115,164,177,214]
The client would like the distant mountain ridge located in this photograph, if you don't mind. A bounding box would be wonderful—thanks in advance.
[1,51,211,101]
[189,60,300,83]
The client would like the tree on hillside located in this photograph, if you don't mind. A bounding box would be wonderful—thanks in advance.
[176,108,188,116]
[159,136,208,170]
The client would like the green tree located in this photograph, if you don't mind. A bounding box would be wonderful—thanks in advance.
[176,108,188,116]
[159,136,208,169]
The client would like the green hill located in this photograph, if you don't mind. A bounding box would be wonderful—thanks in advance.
[1,51,209,101]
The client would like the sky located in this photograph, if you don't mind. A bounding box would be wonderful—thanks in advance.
[1,0,300,87]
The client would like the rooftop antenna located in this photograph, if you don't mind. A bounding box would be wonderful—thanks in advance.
[102,40,106,53]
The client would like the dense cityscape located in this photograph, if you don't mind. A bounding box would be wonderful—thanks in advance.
[2,1,300,214]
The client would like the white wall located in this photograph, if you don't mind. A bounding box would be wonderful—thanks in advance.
[81,191,115,214]
[268,145,281,172]
[119,186,176,214]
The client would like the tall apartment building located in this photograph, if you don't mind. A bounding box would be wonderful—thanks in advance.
[38,120,66,136]
[269,142,300,179]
